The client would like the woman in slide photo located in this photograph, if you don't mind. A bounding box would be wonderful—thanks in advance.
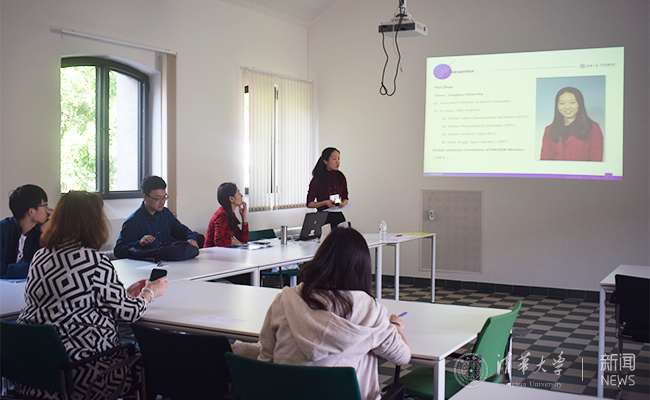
[306,147,349,228]
[16,191,168,400]
[257,227,411,400]
[540,87,603,161]
[204,182,249,248]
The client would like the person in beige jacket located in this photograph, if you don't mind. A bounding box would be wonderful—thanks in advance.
[258,227,411,400]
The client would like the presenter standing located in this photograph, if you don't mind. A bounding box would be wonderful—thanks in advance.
[540,87,603,161]
[307,147,348,229]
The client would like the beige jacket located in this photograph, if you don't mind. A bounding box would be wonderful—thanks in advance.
[258,284,411,400]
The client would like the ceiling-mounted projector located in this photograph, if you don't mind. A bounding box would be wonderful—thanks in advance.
[378,19,427,37]
[378,0,427,37]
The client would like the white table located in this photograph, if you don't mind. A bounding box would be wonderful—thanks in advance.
[597,264,650,397]
[115,237,385,289]
[368,233,436,301]
[114,241,323,286]
[0,280,26,320]
[453,381,598,399]
[138,280,506,400]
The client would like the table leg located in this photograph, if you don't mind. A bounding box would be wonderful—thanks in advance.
[394,243,401,301]
[251,270,260,287]
[598,286,606,397]
[375,246,383,298]
[432,358,445,400]
[431,235,436,303]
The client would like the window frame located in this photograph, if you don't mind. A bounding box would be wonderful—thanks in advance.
[60,57,151,199]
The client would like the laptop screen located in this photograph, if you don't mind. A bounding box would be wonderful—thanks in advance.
[298,213,329,240]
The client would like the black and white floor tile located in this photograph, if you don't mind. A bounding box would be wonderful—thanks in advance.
[376,284,649,399]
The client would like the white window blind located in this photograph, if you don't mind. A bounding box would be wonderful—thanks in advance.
[245,69,312,211]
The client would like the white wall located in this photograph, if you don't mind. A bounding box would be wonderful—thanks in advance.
[308,0,650,290]
[2,0,647,291]
[0,0,311,249]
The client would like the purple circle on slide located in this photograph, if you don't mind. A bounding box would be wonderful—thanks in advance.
[434,64,452,79]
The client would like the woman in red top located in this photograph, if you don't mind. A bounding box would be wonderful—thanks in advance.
[205,182,249,248]
[540,87,603,161]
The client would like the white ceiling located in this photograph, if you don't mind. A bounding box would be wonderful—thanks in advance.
[221,0,340,25]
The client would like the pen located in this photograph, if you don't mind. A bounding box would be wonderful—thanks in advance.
[398,312,408,317]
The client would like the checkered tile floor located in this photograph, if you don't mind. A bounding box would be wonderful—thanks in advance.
[376,284,650,399]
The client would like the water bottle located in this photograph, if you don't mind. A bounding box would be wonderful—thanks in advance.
[379,220,387,241]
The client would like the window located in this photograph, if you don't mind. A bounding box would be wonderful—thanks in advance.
[244,69,313,211]
[60,57,149,198]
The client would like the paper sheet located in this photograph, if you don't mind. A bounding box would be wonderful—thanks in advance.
[324,200,355,212]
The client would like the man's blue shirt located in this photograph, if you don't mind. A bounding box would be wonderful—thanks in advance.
[114,202,197,259]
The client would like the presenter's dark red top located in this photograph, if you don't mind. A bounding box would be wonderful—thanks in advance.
[306,170,348,211]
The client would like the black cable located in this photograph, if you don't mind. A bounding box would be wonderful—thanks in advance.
[379,11,405,96]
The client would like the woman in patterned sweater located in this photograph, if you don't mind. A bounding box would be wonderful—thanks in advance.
[16,191,168,400]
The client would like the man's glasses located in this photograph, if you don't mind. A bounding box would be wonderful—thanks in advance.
[36,203,49,208]
[146,194,169,202]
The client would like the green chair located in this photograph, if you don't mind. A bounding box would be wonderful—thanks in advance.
[398,300,522,400]
[225,352,405,400]
[0,321,141,400]
[250,228,300,287]
[131,323,233,400]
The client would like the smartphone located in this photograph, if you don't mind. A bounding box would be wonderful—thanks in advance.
[149,268,167,281]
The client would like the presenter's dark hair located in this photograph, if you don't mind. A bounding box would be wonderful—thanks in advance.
[217,182,240,231]
[299,227,373,319]
[312,147,345,186]
[41,191,109,250]
[141,175,167,196]
[549,87,594,142]
[9,184,48,219]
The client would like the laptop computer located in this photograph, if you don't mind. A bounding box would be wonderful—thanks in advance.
[296,212,329,241]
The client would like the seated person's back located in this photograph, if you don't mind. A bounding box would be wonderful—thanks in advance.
[0,184,50,278]
[114,175,198,259]
[257,227,411,400]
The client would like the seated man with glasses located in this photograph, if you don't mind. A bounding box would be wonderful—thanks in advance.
[114,175,199,259]
[1,184,51,278]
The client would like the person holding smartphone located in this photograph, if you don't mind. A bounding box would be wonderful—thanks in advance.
[204,182,249,248]
[16,191,168,399]
[306,147,348,229]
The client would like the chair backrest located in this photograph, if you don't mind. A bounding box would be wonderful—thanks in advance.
[225,352,363,400]
[614,274,650,342]
[0,321,73,393]
[248,228,276,241]
[131,323,233,400]
[471,300,522,381]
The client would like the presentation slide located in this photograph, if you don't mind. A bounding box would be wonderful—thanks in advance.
[423,47,624,180]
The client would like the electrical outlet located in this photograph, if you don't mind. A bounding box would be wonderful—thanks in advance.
[428,209,435,221]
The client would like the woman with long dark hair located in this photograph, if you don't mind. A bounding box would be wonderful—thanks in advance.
[306,147,349,228]
[540,87,603,161]
[204,182,249,248]
[17,191,168,399]
[258,227,411,400]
